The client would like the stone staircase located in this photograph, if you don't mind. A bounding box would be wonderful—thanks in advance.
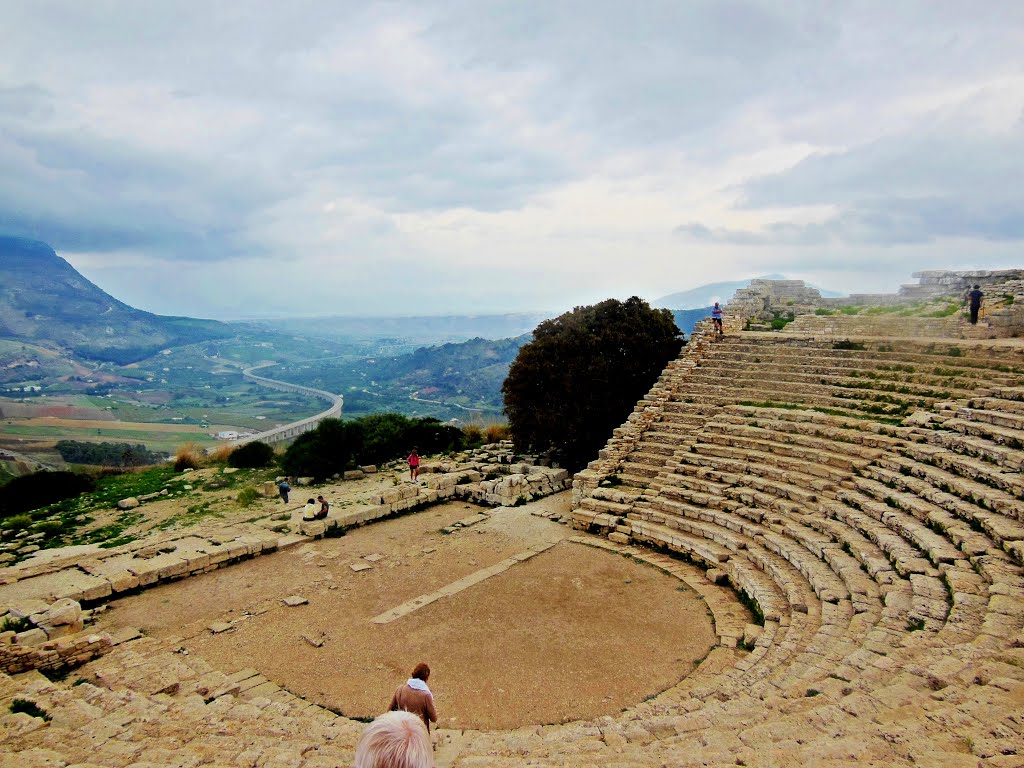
[571,321,1024,765]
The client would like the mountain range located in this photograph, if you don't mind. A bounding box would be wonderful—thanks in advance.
[0,236,229,364]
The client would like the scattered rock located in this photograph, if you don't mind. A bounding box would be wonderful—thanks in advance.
[282,595,309,607]
[208,622,234,634]
[364,553,384,562]
[117,497,140,510]
[301,633,326,648]
[223,467,240,474]
[351,563,373,572]
[343,469,365,481]
[705,568,729,585]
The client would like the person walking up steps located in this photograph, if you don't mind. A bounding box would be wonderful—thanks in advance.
[967,284,984,325]
[711,302,724,339]
[277,477,290,503]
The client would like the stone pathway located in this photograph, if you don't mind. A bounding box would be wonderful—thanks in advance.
[371,541,558,624]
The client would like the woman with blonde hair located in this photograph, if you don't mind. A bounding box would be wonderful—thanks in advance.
[354,711,433,768]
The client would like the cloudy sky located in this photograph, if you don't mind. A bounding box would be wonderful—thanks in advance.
[2,1,1022,319]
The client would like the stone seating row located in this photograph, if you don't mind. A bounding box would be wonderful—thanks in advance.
[0,652,362,768]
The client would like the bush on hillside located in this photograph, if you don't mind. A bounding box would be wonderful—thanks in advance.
[280,414,467,480]
[502,296,683,471]
[0,471,95,518]
[228,441,275,469]
[281,418,364,481]
[54,440,164,467]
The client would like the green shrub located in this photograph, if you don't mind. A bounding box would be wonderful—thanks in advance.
[0,615,32,632]
[228,441,275,469]
[0,514,33,531]
[0,471,94,518]
[236,486,261,507]
[9,699,50,721]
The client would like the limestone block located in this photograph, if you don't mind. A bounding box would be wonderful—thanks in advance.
[359,465,377,474]
[223,467,240,474]
[299,520,327,537]
[117,497,140,510]
[31,598,81,628]
[15,628,48,647]
[282,595,308,607]
[343,470,365,481]
[706,568,729,585]
[262,481,277,497]
[296,477,314,486]
[41,620,83,640]
[608,532,630,544]
[381,489,403,505]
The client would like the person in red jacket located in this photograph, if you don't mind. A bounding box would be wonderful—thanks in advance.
[407,449,420,481]
[389,662,437,734]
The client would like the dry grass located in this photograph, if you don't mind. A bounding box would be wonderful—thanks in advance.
[174,442,206,471]
[207,444,235,464]
[484,424,510,443]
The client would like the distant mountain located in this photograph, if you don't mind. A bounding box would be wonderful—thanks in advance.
[655,275,842,309]
[671,307,714,336]
[653,275,786,309]
[0,235,230,364]
[255,313,549,348]
[271,334,530,419]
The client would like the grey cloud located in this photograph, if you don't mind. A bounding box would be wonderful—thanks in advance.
[679,120,1024,246]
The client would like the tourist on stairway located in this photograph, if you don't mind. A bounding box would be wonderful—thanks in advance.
[389,662,438,734]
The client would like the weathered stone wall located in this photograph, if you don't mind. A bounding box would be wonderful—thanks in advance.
[0,629,112,675]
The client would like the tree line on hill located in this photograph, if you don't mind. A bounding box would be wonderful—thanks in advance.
[55,440,166,467]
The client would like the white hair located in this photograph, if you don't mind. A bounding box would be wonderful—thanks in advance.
[354,711,433,768]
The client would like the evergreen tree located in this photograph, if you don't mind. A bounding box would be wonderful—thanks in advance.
[501,297,683,471]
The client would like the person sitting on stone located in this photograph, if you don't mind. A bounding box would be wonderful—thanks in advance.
[315,494,329,520]
[302,498,317,521]
[389,662,438,734]
[354,710,434,768]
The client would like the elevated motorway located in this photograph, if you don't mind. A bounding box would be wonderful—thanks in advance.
[230,363,343,446]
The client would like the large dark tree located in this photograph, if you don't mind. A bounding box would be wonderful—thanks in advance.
[502,297,683,471]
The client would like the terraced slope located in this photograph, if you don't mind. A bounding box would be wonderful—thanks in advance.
[571,325,1024,766]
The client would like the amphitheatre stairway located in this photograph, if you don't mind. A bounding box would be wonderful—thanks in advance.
[569,313,1024,764]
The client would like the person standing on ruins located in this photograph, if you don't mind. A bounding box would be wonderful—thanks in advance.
[389,662,438,734]
[967,284,984,325]
[711,302,724,339]
[408,448,420,482]
[277,477,290,503]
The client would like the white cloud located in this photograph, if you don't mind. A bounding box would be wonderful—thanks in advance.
[1,1,1022,317]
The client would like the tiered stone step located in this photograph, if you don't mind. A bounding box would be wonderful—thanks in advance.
[0,643,362,768]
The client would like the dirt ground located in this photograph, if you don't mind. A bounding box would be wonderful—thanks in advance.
[92,493,718,730]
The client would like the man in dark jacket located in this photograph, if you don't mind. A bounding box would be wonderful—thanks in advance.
[967,285,984,325]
